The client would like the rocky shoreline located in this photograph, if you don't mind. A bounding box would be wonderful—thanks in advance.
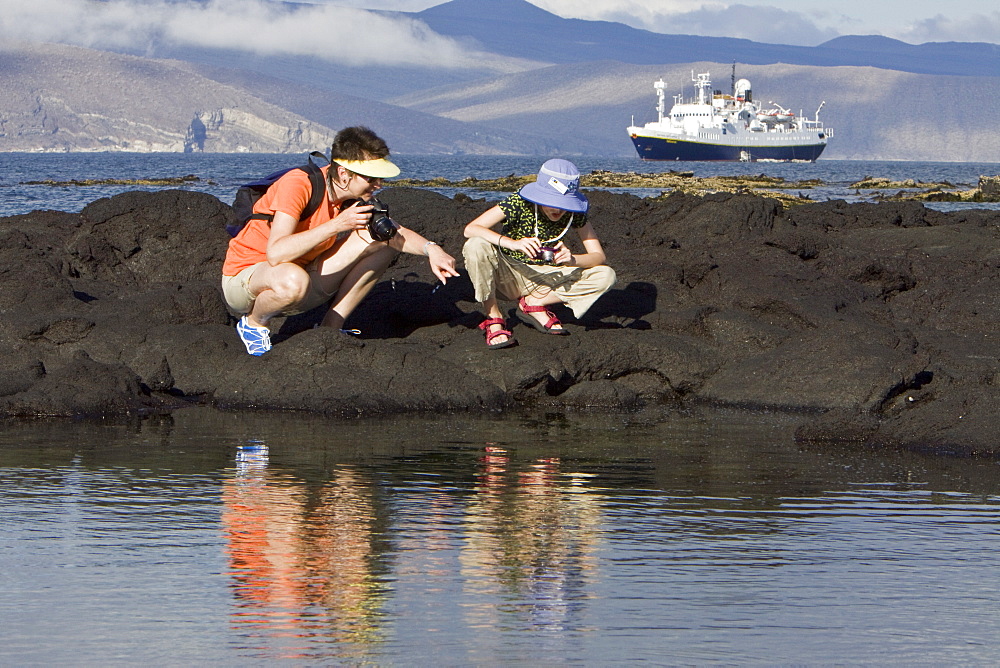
[395,172,1000,206]
[2,180,999,457]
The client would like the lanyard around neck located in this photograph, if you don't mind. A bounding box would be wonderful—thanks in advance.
[533,204,574,244]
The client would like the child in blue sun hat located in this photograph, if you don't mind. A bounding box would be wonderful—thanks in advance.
[462,159,616,349]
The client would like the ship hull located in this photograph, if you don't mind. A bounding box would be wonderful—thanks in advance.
[630,133,826,162]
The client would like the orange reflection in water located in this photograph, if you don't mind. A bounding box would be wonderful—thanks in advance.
[220,442,605,651]
[221,447,384,653]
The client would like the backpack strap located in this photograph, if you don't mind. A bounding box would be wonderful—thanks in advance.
[300,153,328,222]
[248,152,330,224]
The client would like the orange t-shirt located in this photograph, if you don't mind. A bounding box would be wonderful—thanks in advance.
[222,165,341,276]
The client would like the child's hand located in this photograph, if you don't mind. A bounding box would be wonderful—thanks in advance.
[553,241,573,265]
[509,236,542,258]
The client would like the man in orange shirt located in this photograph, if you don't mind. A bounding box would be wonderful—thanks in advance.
[222,126,458,355]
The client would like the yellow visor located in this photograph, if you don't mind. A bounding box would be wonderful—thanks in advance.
[332,157,400,179]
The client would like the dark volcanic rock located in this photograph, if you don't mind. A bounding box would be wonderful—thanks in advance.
[2,186,999,456]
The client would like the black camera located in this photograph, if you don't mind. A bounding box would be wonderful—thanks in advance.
[344,196,398,242]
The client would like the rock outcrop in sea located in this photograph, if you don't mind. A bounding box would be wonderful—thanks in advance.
[2,187,998,456]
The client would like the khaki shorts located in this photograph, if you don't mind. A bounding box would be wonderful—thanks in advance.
[221,260,336,316]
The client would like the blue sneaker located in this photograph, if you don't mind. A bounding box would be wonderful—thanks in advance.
[236,316,271,356]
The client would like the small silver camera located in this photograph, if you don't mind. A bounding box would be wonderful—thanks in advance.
[538,246,557,263]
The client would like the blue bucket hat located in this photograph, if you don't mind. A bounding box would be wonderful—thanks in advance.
[518,159,589,213]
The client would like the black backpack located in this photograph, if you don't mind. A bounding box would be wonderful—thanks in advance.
[228,151,329,237]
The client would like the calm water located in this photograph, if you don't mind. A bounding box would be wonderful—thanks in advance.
[2,407,999,664]
[1,152,999,217]
[3,153,1000,663]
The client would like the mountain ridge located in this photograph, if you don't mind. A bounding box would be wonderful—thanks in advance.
[411,0,1000,77]
[390,60,1000,161]
[0,42,338,153]
[0,42,573,155]
[2,0,999,158]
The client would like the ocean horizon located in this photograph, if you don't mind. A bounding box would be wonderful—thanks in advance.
[2,153,999,219]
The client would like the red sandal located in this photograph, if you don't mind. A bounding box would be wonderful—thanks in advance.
[516,297,570,335]
[478,317,516,349]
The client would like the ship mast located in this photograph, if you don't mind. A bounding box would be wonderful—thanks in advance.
[654,79,666,123]
[692,71,712,105]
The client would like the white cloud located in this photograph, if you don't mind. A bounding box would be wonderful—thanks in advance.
[532,0,1000,45]
[297,0,434,8]
[530,0,837,45]
[653,4,840,45]
[529,0,704,30]
[5,0,996,67]
[0,0,521,69]
[895,11,1000,44]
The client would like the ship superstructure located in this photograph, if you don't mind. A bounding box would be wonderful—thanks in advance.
[627,70,832,162]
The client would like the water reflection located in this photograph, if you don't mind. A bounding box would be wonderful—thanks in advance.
[222,443,386,657]
[461,448,600,634]
[2,408,1000,664]
[220,439,607,654]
